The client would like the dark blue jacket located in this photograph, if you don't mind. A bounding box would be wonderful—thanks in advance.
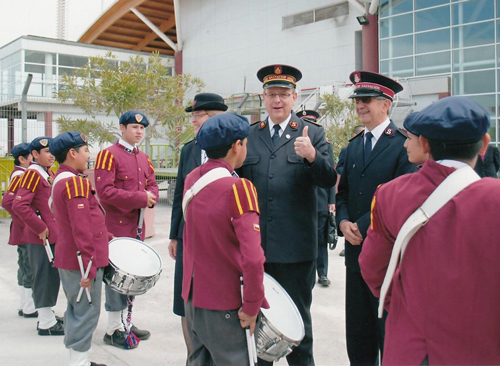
[239,114,337,263]
[336,121,416,272]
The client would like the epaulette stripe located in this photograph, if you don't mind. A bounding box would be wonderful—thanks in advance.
[107,154,114,171]
[72,177,78,197]
[95,151,103,169]
[148,159,155,173]
[232,184,244,215]
[86,179,90,198]
[26,171,36,190]
[100,151,109,170]
[370,195,376,230]
[21,170,31,187]
[66,181,72,199]
[241,179,254,211]
[11,177,22,192]
[251,184,260,213]
[7,176,18,191]
[79,176,84,196]
[31,176,41,192]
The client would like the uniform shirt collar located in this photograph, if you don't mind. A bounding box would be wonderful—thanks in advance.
[118,138,136,151]
[58,164,85,177]
[365,118,391,146]
[268,115,292,136]
[436,159,469,169]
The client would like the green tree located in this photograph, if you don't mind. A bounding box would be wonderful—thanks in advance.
[57,52,204,164]
[320,93,360,160]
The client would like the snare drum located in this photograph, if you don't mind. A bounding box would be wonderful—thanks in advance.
[257,273,305,362]
[103,237,162,296]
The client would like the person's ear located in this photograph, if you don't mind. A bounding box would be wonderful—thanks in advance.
[479,133,492,155]
[419,135,431,155]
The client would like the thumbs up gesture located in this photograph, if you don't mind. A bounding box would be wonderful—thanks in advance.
[294,125,317,162]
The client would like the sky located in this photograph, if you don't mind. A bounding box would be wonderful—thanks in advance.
[0,0,116,47]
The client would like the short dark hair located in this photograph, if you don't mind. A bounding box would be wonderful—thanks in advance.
[14,153,30,166]
[428,139,483,161]
[206,142,233,159]
[54,145,85,164]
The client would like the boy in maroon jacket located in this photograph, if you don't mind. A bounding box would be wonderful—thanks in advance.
[51,131,110,366]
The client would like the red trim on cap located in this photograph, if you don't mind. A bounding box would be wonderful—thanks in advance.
[303,115,317,120]
[355,82,395,99]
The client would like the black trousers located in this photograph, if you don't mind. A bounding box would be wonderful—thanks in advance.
[173,237,185,316]
[345,267,386,366]
[259,261,316,366]
[316,212,329,278]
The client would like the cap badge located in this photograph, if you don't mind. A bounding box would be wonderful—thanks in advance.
[39,139,48,147]
[135,114,143,123]
[289,121,298,129]
[47,176,53,185]
[80,133,87,143]
[274,66,282,75]
[385,127,394,136]
[259,121,267,129]
[354,72,361,83]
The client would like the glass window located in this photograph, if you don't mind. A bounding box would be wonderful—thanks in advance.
[416,29,450,53]
[416,51,451,75]
[380,13,413,38]
[58,67,77,76]
[453,45,494,71]
[452,22,494,48]
[58,54,88,68]
[415,6,450,32]
[452,70,495,94]
[416,0,449,10]
[25,51,55,65]
[452,0,494,25]
[379,0,413,18]
[466,94,496,116]
[380,35,413,59]
[380,57,414,78]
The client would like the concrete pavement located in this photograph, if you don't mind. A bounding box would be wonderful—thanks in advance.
[0,203,349,366]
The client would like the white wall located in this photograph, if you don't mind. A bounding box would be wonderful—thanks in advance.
[180,0,363,98]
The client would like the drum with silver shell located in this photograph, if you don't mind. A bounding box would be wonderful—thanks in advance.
[103,237,162,296]
[257,273,305,362]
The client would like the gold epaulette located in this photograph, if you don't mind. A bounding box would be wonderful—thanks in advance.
[65,176,91,199]
[20,170,41,193]
[95,150,114,171]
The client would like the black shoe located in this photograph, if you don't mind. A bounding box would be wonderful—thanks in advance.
[18,309,23,317]
[90,362,107,366]
[23,311,38,318]
[38,319,64,336]
[318,276,331,287]
[339,249,345,257]
[131,325,150,340]
[103,330,138,349]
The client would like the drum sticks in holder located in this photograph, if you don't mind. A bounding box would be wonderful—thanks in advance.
[36,211,54,264]
[76,251,93,304]
[240,275,258,366]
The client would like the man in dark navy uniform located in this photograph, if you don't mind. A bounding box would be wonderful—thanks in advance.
[239,65,337,366]
[474,144,500,177]
[168,93,227,357]
[297,110,335,287]
[336,71,415,365]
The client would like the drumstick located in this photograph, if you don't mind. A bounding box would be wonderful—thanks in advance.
[36,212,54,264]
[240,276,258,366]
[136,208,145,240]
[76,252,92,304]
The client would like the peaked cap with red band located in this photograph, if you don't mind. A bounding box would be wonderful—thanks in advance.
[349,71,403,102]
[257,64,302,89]
[296,109,320,121]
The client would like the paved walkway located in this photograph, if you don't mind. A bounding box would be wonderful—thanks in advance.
[0,203,349,365]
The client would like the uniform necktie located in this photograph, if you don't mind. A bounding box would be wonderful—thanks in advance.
[272,125,281,147]
[364,131,373,165]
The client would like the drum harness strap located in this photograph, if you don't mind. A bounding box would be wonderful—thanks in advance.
[48,171,75,210]
[182,167,232,218]
[378,165,480,318]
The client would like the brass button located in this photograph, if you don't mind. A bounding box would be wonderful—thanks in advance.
[139,182,142,185]
[138,168,141,171]
[99,231,103,235]
[125,176,128,179]
[119,220,123,224]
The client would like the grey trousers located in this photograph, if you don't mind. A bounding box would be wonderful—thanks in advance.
[184,298,252,366]
[17,244,33,288]
[59,268,104,352]
[104,285,128,312]
[27,244,60,308]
